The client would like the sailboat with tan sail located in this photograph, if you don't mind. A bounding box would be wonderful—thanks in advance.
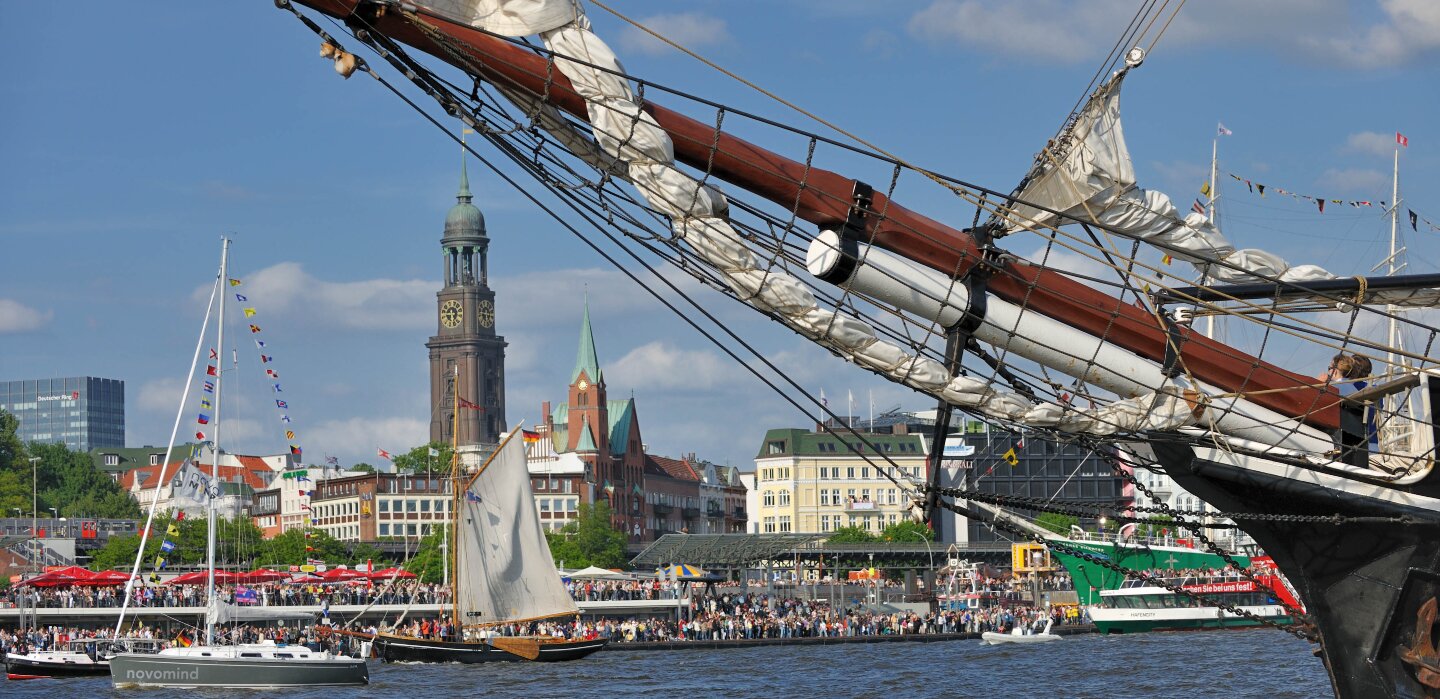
[367,394,606,662]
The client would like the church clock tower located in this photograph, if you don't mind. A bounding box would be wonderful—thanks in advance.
[426,160,507,446]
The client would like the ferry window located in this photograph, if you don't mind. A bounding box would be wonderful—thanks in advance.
[241,653,261,658]
[275,653,292,659]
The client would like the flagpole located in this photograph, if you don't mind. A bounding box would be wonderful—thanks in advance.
[1205,131,1220,339]
[1386,141,1400,388]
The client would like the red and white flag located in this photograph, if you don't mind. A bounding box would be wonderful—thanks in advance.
[209,348,218,360]
[377,448,393,461]
[1397,132,1409,147]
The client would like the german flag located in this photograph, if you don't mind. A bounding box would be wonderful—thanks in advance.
[522,430,541,443]
[175,632,193,648]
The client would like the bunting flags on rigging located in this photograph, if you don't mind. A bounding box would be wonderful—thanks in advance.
[1225,171,1439,232]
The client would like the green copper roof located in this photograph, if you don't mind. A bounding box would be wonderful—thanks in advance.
[570,301,602,384]
[576,418,598,452]
[443,158,486,241]
[607,398,634,449]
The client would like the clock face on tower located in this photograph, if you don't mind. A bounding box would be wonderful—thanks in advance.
[577,379,589,391]
[440,300,463,328]
[477,300,495,328]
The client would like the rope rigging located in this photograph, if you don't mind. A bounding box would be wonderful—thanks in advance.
[271,3,1440,652]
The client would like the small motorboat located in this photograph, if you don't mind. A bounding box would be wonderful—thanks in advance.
[981,618,1061,645]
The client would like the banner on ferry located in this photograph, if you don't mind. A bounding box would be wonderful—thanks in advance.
[1182,580,1256,594]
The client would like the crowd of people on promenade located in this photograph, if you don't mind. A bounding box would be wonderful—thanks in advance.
[1,581,452,610]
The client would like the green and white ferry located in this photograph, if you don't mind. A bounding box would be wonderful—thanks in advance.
[1088,572,1298,633]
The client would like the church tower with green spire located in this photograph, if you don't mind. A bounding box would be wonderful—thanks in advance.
[564,301,608,455]
[426,157,507,446]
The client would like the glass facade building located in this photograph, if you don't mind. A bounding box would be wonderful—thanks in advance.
[0,377,125,452]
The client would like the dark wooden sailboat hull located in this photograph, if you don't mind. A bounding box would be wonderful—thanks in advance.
[1152,442,1440,699]
[5,654,109,679]
[374,634,607,663]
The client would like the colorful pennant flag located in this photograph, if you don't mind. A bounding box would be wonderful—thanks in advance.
[243,308,257,318]
[276,400,288,409]
[203,381,214,393]
[261,355,273,363]
[209,348,218,360]
[458,397,483,410]
[229,278,242,287]
[197,414,210,425]
[249,324,262,333]
[289,445,302,456]
[273,383,283,392]
[235,294,247,302]
[286,430,295,440]
[255,340,266,348]
[377,448,393,461]
[1002,448,1019,466]
[206,365,218,376]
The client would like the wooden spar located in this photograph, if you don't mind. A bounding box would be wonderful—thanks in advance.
[293,1,1338,430]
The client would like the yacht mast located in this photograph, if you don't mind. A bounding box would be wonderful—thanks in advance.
[205,237,230,646]
[1204,134,1220,340]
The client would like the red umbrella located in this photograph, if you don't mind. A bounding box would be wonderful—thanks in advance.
[236,569,287,584]
[369,567,417,580]
[75,570,138,587]
[16,566,94,588]
[165,571,239,585]
[320,568,366,581]
[285,573,323,584]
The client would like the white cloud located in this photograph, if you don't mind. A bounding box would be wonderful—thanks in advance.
[197,262,433,331]
[619,13,731,57]
[307,416,429,462]
[607,342,736,390]
[1302,0,1440,69]
[908,0,1115,63]
[0,299,51,333]
[1345,131,1399,158]
[907,0,1437,68]
[137,378,186,414]
[1319,167,1389,194]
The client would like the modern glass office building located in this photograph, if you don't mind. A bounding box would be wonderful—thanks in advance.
[0,377,125,452]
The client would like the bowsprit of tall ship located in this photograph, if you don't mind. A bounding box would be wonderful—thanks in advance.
[266,2,1440,696]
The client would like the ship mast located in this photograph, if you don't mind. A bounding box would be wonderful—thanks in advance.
[205,237,230,646]
[449,363,461,635]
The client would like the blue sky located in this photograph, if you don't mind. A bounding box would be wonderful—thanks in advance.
[1,1,1436,471]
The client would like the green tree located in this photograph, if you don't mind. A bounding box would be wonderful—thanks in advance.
[880,520,934,542]
[257,528,349,567]
[825,525,877,543]
[1036,512,1079,536]
[391,442,454,474]
[350,463,377,474]
[88,513,262,571]
[406,525,450,584]
[544,501,628,569]
[0,410,25,467]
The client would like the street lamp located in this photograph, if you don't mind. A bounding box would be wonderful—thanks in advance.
[28,457,39,573]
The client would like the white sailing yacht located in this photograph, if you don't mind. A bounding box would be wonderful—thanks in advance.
[110,238,368,688]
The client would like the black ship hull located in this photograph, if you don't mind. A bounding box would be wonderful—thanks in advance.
[5,654,108,680]
[373,634,607,663]
[1151,441,1440,699]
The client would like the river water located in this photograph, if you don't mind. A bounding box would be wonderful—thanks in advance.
[4,630,1331,698]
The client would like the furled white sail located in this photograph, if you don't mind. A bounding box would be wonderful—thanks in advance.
[454,433,577,625]
[1007,72,1335,286]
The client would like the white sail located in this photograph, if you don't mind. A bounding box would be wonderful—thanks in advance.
[1008,72,1337,287]
[454,433,577,625]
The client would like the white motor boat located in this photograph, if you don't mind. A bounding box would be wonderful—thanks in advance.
[981,618,1061,645]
